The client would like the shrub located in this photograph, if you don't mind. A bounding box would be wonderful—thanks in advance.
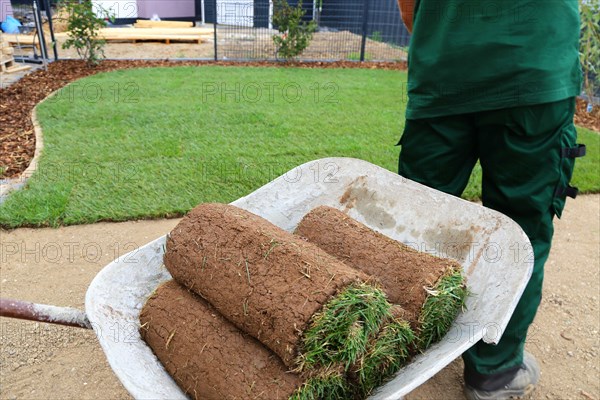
[580,0,600,109]
[272,0,317,60]
[59,0,112,66]
[370,31,383,43]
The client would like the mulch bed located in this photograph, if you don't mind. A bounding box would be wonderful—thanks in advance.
[1,59,597,180]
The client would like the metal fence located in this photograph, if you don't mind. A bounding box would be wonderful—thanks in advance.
[6,2,598,98]
[213,0,409,61]
[4,0,409,63]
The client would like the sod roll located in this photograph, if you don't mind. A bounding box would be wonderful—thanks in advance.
[164,203,391,370]
[295,205,467,349]
[140,280,351,400]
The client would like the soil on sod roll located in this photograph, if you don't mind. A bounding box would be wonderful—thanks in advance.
[139,280,350,400]
[164,203,390,370]
[295,206,467,349]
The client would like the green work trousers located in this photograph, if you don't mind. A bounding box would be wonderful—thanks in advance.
[398,97,583,378]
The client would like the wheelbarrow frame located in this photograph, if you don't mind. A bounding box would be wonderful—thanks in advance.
[28,157,531,399]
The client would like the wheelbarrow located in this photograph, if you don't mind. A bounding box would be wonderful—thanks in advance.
[0,157,533,399]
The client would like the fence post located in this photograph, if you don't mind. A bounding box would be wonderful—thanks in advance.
[359,0,370,62]
[42,0,57,60]
[213,0,218,60]
[32,0,48,64]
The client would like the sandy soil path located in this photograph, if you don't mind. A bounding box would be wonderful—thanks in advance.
[1,195,598,400]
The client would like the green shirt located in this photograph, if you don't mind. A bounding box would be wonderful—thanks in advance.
[406,0,583,119]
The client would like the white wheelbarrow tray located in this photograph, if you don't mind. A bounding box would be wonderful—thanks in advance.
[85,157,533,400]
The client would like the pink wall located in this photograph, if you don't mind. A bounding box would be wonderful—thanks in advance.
[137,0,196,19]
[1,0,13,22]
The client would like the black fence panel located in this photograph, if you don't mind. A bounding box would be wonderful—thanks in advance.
[364,0,409,61]
[6,0,409,62]
[215,0,408,62]
[215,0,274,60]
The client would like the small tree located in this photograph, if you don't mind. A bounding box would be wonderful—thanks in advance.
[272,0,317,60]
[580,0,600,110]
[59,0,111,66]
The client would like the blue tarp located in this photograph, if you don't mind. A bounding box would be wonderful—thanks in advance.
[1,15,22,33]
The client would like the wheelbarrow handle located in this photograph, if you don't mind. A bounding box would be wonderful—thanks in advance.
[0,297,91,329]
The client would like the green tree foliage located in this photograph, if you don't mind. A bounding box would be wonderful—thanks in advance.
[580,0,600,108]
[59,0,111,66]
[272,0,317,60]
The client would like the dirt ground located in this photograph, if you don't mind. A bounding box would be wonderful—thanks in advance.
[0,195,598,400]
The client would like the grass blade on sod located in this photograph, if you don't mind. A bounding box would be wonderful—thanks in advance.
[295,205,468,350]
[418,271,468,349]
[163,203,391,371]
[290,367,350,400]
[299,283,391,370]
[140,280,353,400]
[349,306,416,398]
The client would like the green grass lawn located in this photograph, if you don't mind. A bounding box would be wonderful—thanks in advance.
[0,66,598,227]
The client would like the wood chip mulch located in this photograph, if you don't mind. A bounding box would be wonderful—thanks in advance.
[1,59,598,180]
[574,97,600,133]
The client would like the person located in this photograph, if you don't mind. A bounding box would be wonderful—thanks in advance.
[395,1,585,399]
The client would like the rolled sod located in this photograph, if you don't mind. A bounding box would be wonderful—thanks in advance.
[295,206,467,349]
[140,280,351,400]
[164,203,391,370]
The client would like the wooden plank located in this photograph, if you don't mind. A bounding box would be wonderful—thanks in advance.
[102,27,213,35]
[1,34,42,49]
[54,28,208,44]
[54,28,213,38]
[1,57,15,72]
[134,20,194,28]
[5,64,31,73]
[13,28,210,45]
[2,34,36,44]
[1,54,14,64]
[101,34,204,43]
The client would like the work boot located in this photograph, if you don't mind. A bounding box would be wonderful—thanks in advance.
[464,351,540,400]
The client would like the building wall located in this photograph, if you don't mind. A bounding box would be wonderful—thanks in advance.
[137,0,197,19]
[1,0,13,22]
[93,0,139,20]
